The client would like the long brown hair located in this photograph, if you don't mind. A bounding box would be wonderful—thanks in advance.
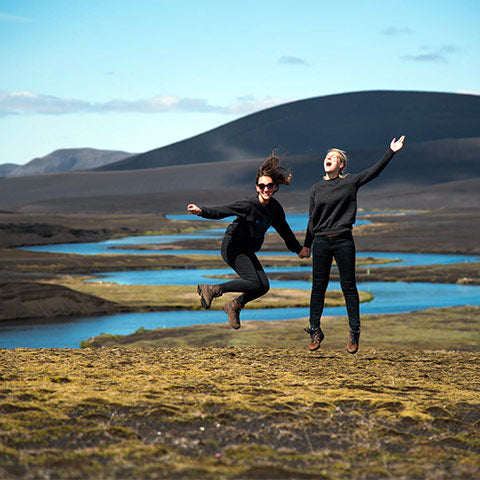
[256,151,292,189]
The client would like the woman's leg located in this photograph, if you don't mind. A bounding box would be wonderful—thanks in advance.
[220,239,269,307]
[309,236,333,330]
[332,232,360,332]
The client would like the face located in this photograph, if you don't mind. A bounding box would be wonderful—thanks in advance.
[256,175,276,203]
[324,151,344,176]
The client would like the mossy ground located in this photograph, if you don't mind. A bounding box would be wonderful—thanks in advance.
[1,345,479,479]
[82,306,480,352]
[49,277,372,311]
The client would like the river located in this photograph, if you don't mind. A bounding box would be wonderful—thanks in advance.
[2,212,479,348]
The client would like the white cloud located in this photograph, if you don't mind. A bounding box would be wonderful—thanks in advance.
[456,90,480,96]
[0,91,290,116]
[0,91,91,115]
[226,96,290,115]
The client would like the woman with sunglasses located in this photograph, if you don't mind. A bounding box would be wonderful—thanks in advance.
[187,154,304,329]
[299,136,405,354]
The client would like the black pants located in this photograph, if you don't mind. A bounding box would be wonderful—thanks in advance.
[309,231,360,332]
[219,237,269,306]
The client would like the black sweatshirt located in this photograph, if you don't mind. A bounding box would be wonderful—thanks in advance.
[200,196,302,254]
[304,149,396,247]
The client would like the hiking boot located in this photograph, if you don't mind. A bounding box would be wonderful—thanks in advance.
[197,284,222,309]
[304,327,324,352]
[347,330,360,354]
[223,298,242,329]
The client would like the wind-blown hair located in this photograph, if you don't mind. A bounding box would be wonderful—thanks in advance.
[256,151,293,188]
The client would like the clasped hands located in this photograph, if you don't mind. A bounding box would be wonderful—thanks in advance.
[298,246,311,259]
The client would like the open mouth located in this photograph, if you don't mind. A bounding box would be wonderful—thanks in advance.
[326,161,332,167]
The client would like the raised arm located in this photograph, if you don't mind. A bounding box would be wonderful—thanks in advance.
[357,135,405,186]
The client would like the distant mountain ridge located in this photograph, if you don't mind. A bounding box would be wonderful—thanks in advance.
[0,164,18,178]
[97,90,480,172]
[1,148,134,178]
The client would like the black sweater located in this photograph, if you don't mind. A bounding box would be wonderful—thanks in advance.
[304,149,396,247]
[200,196,302,254]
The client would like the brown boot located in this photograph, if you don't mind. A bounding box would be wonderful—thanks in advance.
[304,327,324,352]
[197,284,222,309]
[223,298,242,329]
[347,330,360,354]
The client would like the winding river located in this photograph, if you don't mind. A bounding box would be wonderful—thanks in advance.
[2,213,479,349]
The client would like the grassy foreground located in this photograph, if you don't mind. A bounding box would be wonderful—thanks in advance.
[1,343,479,479]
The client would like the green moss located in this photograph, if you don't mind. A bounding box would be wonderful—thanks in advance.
[1,330,480,479]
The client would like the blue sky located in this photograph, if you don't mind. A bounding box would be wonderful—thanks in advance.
[1,0,479,165]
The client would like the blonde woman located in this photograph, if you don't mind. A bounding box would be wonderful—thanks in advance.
[300,136,405,353]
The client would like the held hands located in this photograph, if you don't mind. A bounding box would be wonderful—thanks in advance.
[298,246,311,259]
[187,203,202,216]
[390,135,405,152]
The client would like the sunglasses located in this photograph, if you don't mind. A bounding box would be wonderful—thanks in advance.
[257,182,275,190]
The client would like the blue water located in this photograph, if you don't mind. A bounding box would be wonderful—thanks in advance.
[3,211,479,349]
[21,213,370,256]
[1,281,479,349]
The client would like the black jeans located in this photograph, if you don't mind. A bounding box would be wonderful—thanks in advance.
[219,236,269,307]
[309,231,360,332]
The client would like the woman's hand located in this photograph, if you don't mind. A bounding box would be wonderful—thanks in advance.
[390,135,405,152]
[187,203,202,216]
[298,246,311,259]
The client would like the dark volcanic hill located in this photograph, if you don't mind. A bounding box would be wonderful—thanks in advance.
[2,148,134,178]
[0,91,479,214]
[1,137,479,214]
[97,90,480,171]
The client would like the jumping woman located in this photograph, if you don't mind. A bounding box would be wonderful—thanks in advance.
[299,136,405,354]
[187,154,304,329]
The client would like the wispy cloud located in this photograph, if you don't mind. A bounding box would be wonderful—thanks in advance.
[0,91,290,116]
[401,45,462,64]
[226,96,290,114]
[402,53,448,63]
[279,55,309,66]
[456,90,480,96]
[0,12,33,22]
[380,26,413,36]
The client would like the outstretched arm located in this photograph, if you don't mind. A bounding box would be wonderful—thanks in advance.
[187,203,202,216]
[188,199,249,220]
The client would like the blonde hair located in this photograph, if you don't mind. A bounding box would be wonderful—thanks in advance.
[327,148,347,174]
